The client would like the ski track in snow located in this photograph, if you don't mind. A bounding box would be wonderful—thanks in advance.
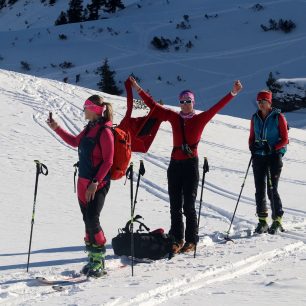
[2,71,306,305]
[109,242,306,306]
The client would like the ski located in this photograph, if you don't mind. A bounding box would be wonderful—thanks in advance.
[36,276,88,287]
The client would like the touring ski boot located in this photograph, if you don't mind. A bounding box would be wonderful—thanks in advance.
[171,240,184,254]
[268,217,284,235]
[254,218,269,234]
[87,244,107,278]
[180,242,196,253]
[81,241,93,275]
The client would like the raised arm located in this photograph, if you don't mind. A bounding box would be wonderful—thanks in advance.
[124,78,133,118]
[47,117,83,147]
[199,80,243,122]
[128,76,157,110]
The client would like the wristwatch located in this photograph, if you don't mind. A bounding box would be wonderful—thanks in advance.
[92,178,98,184]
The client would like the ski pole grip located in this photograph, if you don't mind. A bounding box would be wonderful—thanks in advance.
[139,160,145,176]
[203,157,209,173]
[34,160,49,176]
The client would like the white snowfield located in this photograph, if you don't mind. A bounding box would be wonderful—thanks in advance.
[0,70,306,305]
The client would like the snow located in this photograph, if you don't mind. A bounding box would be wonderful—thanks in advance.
[1,69,306,305]
[0,0,306,128]
[276,78,306,98]
[1,0,306,304]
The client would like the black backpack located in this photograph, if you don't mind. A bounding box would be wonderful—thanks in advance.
[112,215,174,260]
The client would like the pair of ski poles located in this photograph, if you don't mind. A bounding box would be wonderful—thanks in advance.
[224,156,277,242]
[126,160,145,277]
[125,158,210,267]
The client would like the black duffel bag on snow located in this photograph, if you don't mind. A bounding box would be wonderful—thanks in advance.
[112,215,174,260]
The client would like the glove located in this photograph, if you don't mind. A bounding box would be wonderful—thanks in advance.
[262,141,274,154]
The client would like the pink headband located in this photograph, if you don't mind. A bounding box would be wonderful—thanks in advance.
[84,99,105,115]
[179,90,195,105]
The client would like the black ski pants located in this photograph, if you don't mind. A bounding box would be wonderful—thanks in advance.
[167,157,199,243]
[79,183,110,245]
[252,154,284,219]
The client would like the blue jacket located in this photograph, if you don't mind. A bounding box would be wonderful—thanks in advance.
[252,108,287,156]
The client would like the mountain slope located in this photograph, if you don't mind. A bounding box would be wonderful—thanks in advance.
[1,69,306,305]
[0,0,306,126]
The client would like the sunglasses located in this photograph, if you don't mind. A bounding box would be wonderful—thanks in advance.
[257,99,269,104]
[179,99,192,105]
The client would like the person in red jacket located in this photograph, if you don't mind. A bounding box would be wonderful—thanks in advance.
[47,95,114,277]
[249,90,288,234]
[129,76,243,253]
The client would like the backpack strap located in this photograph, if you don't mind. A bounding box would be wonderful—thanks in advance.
[122,215,150,233]
[173,116,198,156]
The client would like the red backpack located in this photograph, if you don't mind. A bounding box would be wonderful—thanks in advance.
[110,126,132,180]
[97,125,132,180]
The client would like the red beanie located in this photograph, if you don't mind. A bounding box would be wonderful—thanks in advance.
[257,91,272,103]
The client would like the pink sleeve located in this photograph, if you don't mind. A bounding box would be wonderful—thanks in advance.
[54,126,84,147]
[275,114,289,151]
[95,128,114,182]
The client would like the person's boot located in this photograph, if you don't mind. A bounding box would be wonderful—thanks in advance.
[171,240,184,254]
[268,217,284,235]
[87,244,106,278]
[81,241,93,275]
[254,217,269,234]
[180,242,196,253]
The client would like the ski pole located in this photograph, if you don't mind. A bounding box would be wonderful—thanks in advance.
[26,160,48,272]
[224,156,252,243]
[267,166,275,221]
[132,160,145,216]
[126,163,135,276]
[194,157,209,258]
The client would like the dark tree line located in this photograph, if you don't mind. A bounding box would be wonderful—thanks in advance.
[1,0,57,9]
[55,0,125,26]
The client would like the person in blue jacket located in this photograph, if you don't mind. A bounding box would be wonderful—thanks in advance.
[249,90,289,234]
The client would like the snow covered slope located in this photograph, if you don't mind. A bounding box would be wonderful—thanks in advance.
[1,70,306,305]
[0,0,306,126]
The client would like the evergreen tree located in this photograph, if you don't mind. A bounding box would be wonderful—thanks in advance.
[55,11,68,26]
[0,0,6,10]
[8,0,18,5]
[87,0,105,21]
[97,58,122,95]
[67,0,83,24]
[49,0,56,5]
[105,0,125,13]
[266,72,282,93]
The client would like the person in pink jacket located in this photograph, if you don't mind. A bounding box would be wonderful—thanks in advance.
[47,95,114,277]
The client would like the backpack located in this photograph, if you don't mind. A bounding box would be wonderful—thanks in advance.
[112,215,174,260]
[97,125,131,180]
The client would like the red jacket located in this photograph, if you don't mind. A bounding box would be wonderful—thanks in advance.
[118,79,164,152]
[138,90,235,160]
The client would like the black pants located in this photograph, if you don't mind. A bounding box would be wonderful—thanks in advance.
[252,154,284,219]
[167,157,199,243]
[79,183,110,244]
